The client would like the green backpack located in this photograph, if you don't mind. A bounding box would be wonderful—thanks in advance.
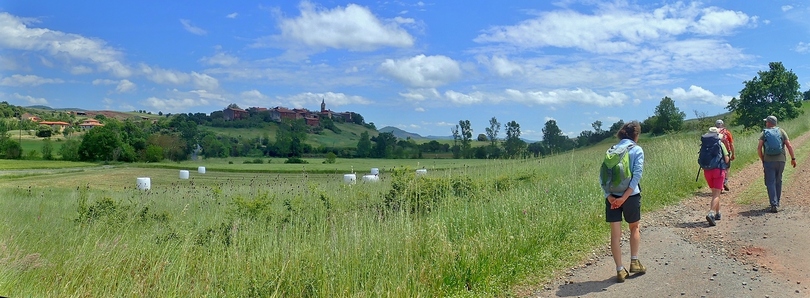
[600,143,634,194]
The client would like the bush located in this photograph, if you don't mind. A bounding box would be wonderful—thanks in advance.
[144,145,164,162]
[324,152,337,164]
[284,157,308,164]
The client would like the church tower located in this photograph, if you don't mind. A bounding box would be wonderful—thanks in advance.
[320,98,326,112]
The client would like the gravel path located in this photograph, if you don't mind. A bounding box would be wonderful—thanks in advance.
[532,131,810,298]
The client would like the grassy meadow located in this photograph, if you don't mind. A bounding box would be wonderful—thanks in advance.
[1,112,809,297]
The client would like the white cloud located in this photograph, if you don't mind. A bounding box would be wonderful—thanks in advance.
[781,5,794,12]
[504,88,627,107]
[200,52,239,66]
[116,79,135,93]
[180,19,207,35]
[399,88,440,102]
[668,85,732,106]
[70,65,93,74]
[191,72,219,90]
[92,79,117,85]
[143,96,210,112]
[691,7,753,35]
[0,12,132,77]
[12,93,48,105]
[473,2,754,53]
[380,54,462,88]
[444,90,485,105]
[281,91,372,109]
[414,107,425,112]
[0,74,63,86]
[796,42,810,53]
[275,1,414,51]
[226,13,239,19]
[482,56,524,77]
[139,64,219,90]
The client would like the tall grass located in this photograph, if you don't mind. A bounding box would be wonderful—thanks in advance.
[1,110,809,296]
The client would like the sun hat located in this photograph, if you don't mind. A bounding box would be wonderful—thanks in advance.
[763,115,777,125]
[708,127,718,133]
[715,119,724,127]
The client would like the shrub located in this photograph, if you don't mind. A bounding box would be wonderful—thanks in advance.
[284,157,308,164]
[324,152,337,164]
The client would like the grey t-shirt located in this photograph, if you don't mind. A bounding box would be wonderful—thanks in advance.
[760,127,789,162]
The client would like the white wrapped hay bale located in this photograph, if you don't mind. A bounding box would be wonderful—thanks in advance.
[136,177,151,190]
[343,174,357,184]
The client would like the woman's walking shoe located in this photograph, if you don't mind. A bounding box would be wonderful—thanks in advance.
[629,259,646,275]
[616,268,629,283]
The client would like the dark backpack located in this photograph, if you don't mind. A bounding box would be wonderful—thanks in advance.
[763,127,784,156]
[600,143,634,194]
[698,132,725,170]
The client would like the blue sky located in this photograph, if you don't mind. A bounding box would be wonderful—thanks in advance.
[1,1,809,139]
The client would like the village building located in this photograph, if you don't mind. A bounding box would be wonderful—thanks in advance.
[223,106,248,121]
[38,121,71,132]
[79,118,104,130]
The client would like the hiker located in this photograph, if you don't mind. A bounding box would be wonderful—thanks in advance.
[758,116,796,213]
[599,121,645,282]
[715,119,735,191]
[699,126,730,226]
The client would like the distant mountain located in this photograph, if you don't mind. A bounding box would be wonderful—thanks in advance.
[425,135,454,140]
[26,105,87,111]
[378,126,424,140]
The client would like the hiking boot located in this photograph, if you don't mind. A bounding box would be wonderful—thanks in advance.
[706,214,716,226]
[723,184,730,191]
[770,205,778,213]
[629,259,646,275]
[616,268,629,283]
[715,213,721,221]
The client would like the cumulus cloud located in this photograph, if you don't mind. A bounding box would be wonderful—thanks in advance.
[483,56,524,77]
[668,85,732,106]
[0,74,63,86]
[430,88,627,107]
[444,90,485,105]
[274,1,414,51]
[143,96,209,112]
[399,88,440,102]
[380,55,462,88]
[781,5,794,12]
[200,52,239,66]
[116,79,136,93]
[796,42,810,53]
[226,13,239,19]
[504,88,627,107]
[12,93,48,105]
[180,19,207,35]
[474,2,755,53]
[0,12,132,77]
[92,79,117,85]
[139,64,219,90]
[281,91,372,108]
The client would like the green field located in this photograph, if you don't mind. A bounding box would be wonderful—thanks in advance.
[1,110,809,296]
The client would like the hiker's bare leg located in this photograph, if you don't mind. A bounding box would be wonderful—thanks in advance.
[628,221,640,258]
[610,221,623,268]
[711,188,721,213]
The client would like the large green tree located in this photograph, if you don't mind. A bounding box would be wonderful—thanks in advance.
[728,62,803,129]
[78,125,122,161]
[649,96,686,135]
[356,131,372,158]
[542,120,566,154]
[503,121,525,158]
[459,120,473,159]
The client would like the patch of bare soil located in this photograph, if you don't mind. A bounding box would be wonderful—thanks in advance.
[530,132,810,298]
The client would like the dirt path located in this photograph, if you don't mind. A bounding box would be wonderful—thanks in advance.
[531,132,810,298]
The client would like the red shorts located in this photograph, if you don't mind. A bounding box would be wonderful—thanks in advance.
[703,168,726,190]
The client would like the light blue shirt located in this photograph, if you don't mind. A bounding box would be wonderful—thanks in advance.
[602,138,644,198]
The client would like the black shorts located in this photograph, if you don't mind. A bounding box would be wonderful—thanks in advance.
[605,193,641,223]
